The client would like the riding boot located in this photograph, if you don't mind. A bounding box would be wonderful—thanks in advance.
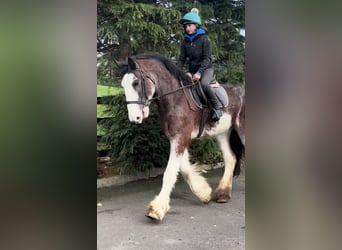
[205,88,222,122]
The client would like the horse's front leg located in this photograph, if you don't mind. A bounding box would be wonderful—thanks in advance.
[146,140,183,221]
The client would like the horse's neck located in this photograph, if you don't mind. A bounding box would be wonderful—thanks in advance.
[155,77,188,109]
[141,63,189,109]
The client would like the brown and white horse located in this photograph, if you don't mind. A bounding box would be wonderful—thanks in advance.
[120,53,245,221]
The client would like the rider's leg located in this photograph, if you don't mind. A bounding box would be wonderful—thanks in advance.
[200,68,222,121]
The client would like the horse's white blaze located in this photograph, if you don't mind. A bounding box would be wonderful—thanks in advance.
[121,73,144,123]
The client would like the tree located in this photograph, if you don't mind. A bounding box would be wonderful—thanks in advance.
[97,0,245,85]
[97,0,183,85]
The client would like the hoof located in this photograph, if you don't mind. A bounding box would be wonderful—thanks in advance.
[194,184,212,204]
[146,208,161,221]
[146,200,169,221]
[201,196,211,204]
[212,187,231,203]
[216,197,229,203]
[145,214,158,221]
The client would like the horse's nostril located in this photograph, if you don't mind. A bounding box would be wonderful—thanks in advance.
[136,116,141,120]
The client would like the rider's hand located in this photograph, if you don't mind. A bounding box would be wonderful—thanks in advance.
[192,73,201,81]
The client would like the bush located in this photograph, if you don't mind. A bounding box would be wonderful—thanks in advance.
[100,94,222,174]
[189,139,223,164]
[100,94,169,174]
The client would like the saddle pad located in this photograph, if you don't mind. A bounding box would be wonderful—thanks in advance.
[190,84,228,109]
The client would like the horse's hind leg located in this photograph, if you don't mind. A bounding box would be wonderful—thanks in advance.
[213,132,236,203]
[180,150,212,203]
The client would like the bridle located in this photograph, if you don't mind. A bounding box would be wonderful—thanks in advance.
[125,68,155,106]
[125,68,198,107]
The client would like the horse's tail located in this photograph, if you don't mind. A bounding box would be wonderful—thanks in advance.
[229,127,245,177]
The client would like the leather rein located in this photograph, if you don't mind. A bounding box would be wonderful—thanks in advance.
[125,68,198,106]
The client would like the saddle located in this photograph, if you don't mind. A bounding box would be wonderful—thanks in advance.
[183,74,229,137]
[189,80,229,109]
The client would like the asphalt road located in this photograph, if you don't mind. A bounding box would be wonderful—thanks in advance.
[97,168,245,250]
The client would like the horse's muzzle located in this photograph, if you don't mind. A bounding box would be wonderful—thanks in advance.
[127,106,150,124]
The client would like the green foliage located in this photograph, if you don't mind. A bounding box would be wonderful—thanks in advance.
[99,94,170,174]
[189,138,223,164]
[97,1,184,86]
[99,93,225,174]
[98,0,245,85]
[97,84,122,97]
[97,85,123,137]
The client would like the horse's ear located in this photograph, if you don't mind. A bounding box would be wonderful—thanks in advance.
[128,57,137,71]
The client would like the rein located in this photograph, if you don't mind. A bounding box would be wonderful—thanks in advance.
[125,70,198,106]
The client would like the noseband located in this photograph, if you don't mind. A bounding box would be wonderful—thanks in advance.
[125,68,197,106]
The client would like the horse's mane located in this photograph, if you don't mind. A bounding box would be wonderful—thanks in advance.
[120,53,193,86]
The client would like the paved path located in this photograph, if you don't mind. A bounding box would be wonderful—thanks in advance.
[97,169,245,250]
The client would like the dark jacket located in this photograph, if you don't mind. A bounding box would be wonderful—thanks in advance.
[178,28,213,75]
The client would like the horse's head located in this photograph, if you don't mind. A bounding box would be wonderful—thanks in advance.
[121,57,156,124]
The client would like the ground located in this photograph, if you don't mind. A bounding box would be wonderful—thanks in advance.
[97,168,245,250]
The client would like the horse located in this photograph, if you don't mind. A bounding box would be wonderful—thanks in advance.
[120,53,245,221]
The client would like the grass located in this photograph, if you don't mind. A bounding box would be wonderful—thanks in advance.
[97,84,122,118]
[97,84,123,97]
[97,84,122,138]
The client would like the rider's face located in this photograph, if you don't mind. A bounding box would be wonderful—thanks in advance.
[184,24,197,35]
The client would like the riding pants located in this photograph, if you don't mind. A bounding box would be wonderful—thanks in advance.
[199,68,220,110]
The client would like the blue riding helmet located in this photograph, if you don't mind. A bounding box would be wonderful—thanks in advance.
[179,12,202,26]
